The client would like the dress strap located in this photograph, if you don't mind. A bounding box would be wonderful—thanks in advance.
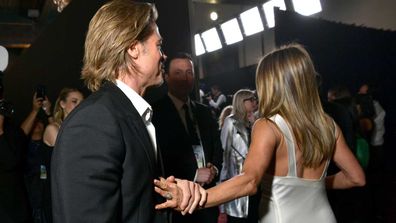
[270,115,297,177]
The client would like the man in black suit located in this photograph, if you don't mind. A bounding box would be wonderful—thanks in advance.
[51,1,203,223]
[152,53,223,223]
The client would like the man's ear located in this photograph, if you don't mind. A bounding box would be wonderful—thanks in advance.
[127,42,139,59]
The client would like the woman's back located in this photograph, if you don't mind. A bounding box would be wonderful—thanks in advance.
[259,114,336,223]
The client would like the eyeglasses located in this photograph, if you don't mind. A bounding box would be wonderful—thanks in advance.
[243,96,257,102]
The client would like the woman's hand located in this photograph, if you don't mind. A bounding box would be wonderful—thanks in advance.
[154,176,207,215]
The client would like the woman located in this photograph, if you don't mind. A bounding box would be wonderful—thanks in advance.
[219,89,258,223]
[155,44,365,223]
[43,88,83,147]
[218,105,233,130]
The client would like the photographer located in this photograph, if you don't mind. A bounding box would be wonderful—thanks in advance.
[0,71,32,222]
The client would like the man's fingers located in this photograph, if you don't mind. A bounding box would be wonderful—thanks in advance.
[175,179,191,211]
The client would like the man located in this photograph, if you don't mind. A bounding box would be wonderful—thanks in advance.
[206,84,227,118]
[51,1,202,223]
[0,74,31,223]
[152,53,223,223]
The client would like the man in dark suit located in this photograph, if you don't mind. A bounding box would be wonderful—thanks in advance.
[152,53,223,223]
[51,1,203,223]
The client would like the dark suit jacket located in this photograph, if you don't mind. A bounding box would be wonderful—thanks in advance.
[152,95,222,187]
[51,82,167,223]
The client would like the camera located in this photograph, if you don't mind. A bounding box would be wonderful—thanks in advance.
[0,71,15,117]
[35,84,46,99]
[0,99,14,117]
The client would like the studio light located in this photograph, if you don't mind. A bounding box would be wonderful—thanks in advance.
[292,0,322,16]
[201,28,222,53]
[240,7,264,36]
[194,34,206,56]
[220,18,243,45]
[263,0,286,28]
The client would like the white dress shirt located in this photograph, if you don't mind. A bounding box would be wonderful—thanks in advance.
[116,80,157,157]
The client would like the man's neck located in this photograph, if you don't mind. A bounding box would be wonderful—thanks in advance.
[168,91,188,103]
[117,75,145,96]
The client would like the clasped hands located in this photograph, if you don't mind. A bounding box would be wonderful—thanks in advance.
[154,176,207,215]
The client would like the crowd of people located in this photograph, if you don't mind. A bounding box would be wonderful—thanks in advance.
[0,0,388,223]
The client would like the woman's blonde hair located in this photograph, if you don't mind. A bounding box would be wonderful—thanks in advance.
[232,89,255,126]
[218,105,233,129]
[53,88,81,125]
[256,43,336,168]
[82,0,158,92]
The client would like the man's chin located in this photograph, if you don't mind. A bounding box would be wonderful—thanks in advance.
[149,77,164,88]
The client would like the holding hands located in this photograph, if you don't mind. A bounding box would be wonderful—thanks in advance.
[154,176,207,215]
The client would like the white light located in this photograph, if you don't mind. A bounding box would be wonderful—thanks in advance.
[194,34,206,56]
[220,18,243,45]
[201,28,222,53]
[263,0,286,28]
[292,0,322,16]
[240,7,264,36]
[210,11,218,21]
[0,45,8,72]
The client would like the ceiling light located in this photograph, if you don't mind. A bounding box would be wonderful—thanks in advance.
[194,34,206,56]
[292,0,322,16]
[263,0,286,28]
[210,11,218,21]
[201,28,222,53]
[240,7,264,36]
[220,18,243,45]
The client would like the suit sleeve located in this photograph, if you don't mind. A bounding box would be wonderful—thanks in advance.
[206,108,223,182]
[51,104,124,223]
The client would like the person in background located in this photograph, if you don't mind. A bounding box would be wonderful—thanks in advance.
[219,89,258,223]
[207,84,227,119]
[358,83,386,222]
[21,91,54,223]
[218,105,233,130]
[0,74,31,223]
[155,43,365,223]
[152,52,222,223]
[51,1,204,223]
[42,87,83,147]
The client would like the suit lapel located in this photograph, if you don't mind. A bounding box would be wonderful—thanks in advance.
[103,82,157,174]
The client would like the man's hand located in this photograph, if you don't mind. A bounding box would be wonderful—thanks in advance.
[154,176,207,215]
[196,163,218,185]
[0,114,4,135]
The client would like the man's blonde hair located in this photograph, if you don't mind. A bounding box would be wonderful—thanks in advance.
[256,43,336,168]
[82,0,158,92]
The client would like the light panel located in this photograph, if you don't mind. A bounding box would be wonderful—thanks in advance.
[292,0,322,16]
[201,28,222,53]
[263,0,286,28]
[240,7,264,36]
[194,34,206,56]
[220,18,243,45]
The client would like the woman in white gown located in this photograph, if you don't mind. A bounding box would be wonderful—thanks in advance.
[155,43,366,223]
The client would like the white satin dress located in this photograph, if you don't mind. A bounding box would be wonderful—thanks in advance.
[258,115,336,223]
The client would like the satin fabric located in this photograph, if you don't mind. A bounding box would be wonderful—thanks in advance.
[259,115,336,223]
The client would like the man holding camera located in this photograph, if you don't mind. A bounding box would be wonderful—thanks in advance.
[0,71,32,223]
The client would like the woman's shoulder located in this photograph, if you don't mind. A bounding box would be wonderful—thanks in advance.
[45,122,60,133]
